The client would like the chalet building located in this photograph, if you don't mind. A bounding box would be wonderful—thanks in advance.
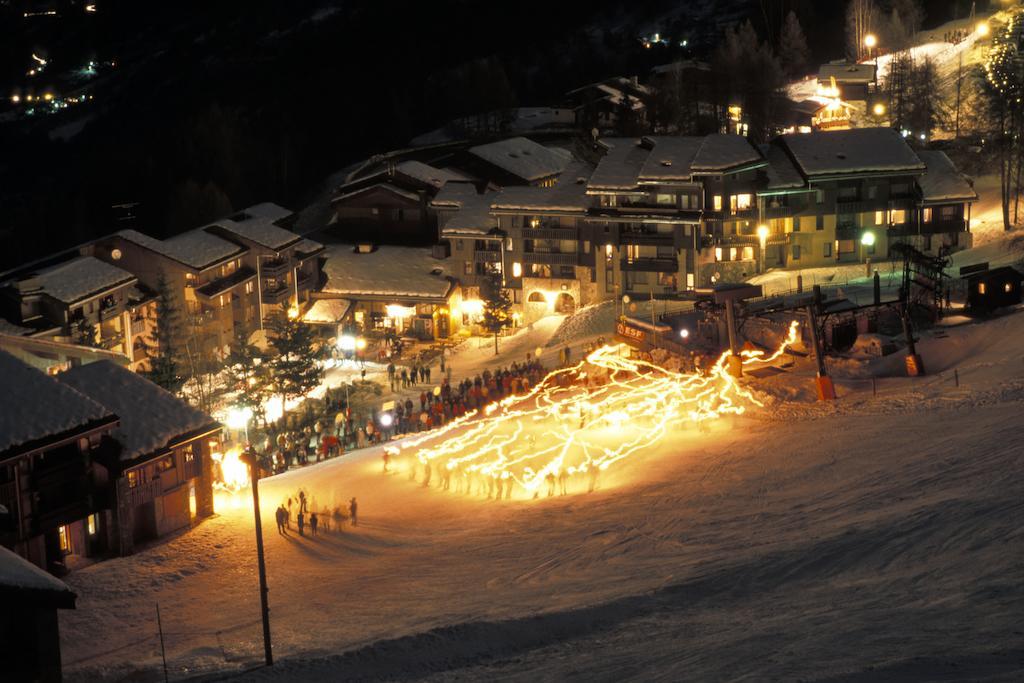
[565,76,652,133]
[0,350,120,575]
[912,151,978,253]
[57,361,218,556]
[0,352,220,574]
[318,244,463,340]
[0,255,156,372]
[89,203,320,356]
[818,61,878,102]
[202,203,325,323]
[331,160,472,245]
[0,544,77,683]
[461,137,572,187]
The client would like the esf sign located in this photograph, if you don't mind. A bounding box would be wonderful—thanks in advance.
[616,322,646,343]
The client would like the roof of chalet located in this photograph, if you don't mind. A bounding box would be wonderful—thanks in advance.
[117,229,246,271]
[467,137,572,182]
[0,545,76,608]
[59,360,218,462]
[589,135,762,191]
[818,61,877,84]
[303,298,352,324]
[759,143,806,192]
[204,203,300,251]
[20,256,137,305]
[321,245,455,301]
[0,350,115,459]
[916,150,978,204]
[778,128,925,179]
[490,162,593,213]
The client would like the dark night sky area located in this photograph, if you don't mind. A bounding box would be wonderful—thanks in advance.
[0,0,991,270]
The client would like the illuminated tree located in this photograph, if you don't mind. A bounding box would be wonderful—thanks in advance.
[981,12,1024,230]
[145,271,184,393]
[480,267,512,355]
[267,304,324,420]
[223,332,272,428]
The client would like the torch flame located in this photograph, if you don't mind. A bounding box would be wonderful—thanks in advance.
[393,321,801,497]
[212,447,250,492]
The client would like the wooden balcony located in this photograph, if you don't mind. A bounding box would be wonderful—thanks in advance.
[523,252,579,266]
[261,284,291,305]
[620,257,678,273]
[513,226,577,240]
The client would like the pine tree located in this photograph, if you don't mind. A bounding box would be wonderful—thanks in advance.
[146,271,184,393]
[267,304,324,419]
[72,317,99,348]
[223,331,272,428]
[480,267,512,355]
[981,11,1024,230]
[779,11,810,80]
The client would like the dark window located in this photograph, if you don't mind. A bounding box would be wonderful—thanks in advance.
[824,242,832,257]
[816,214,824,230]
[792,245,801,260]
[559,265,575,278]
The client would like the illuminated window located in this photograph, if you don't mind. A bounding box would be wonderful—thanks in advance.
[729,247,738,261]
[714,247,723,262]
[741,246,754,261]
[978,282,986,294]
[605,244,614,261]
[512,262,522,278]
[890,209,907,224]
[713,195,722,211]
[1004,282,1012,293]
[656,193,675,205]
[58,525,71,553]
[875,210,885,225]
[245,281,254,295]
[157,456,175,472]
[686,273,695,288]
[923,207,932,223]
[735,194,752,211]
[127,469,141,488]
[87,513,98,536]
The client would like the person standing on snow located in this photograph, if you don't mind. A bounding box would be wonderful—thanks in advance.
[558,469,568,495]
[310,512,319,536]
[587,462,599,493]
[349,497,358,526]
[545,472,556,497]
[382,450,391,473]
[422,461,432,488]
[297,510,305,536]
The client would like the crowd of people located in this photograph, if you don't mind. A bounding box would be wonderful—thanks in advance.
[273,488,359,537]
[399,456,603,499]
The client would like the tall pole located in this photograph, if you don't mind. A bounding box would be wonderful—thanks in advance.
[243,450,273,666]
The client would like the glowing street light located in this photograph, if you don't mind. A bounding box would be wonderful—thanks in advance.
[861,231,876,247]
[337,334,356,351]
[226,406,253,442]
[864,34,877,49]
[379,413,394,428]
[873,102,887,116]
[976,21,990,38]
[756,224,769,273]
[679,328,690,339]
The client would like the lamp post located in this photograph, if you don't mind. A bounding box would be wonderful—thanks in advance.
[864,33,877,62]
[239,449,273,667]
[226,406,253,444]
[756,224,769,274]
[860,230,876,266]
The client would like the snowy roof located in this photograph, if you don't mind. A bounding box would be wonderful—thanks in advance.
[432,182,482,209]
[0,319,32,336]
[916,151,977,204]
[779,128,925,179]
[59,361,217,462]
[27,256,136,305]
[588,138,649,191]
[333,184,422,205]
[205,203,300,251]
[0,545,75,606]
[467,137,572,182]
[118,229,246,271]
[321,245,455,301]
[303,298,352,324]
[294,238,325,255]
[443,190,500,236]
[759,143,806,191]
[651,60,711,75]
[394,161,468,189]
[0,350,115,459]
[589,135,761,190]
[818,61,876,85]
[491,163,593,213]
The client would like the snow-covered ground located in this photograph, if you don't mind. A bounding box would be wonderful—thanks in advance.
[58,299,1024,681]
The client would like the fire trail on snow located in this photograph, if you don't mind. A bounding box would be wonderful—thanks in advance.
[388,321,800,496]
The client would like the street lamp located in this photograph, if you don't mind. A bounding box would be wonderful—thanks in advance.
[976,21,990,38]
[860,230,876,265]
[621,294,630,320]
[238,448,273,667]
[756,224,769,273]
[226,406,253,443]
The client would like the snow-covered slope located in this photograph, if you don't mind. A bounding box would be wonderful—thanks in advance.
[58,306,1024,682]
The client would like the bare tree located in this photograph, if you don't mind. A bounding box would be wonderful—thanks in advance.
[846,0,878,60]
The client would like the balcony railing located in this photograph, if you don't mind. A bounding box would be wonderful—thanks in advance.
[122,478,162,508]
[261,285,291,305]
[473,251,501,263]
[196,266,257,300]
[261,259,291,278]
[620,229,674,245]
[99,333,125,351]
[620,257,678,272]
[523,252,579,266]
[99,305,120,322]
[130,317,148,336]
[513,226,577,240]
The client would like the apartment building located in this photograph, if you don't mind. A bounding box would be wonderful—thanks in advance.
[436,128,975,316]
[0,255,156,372]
